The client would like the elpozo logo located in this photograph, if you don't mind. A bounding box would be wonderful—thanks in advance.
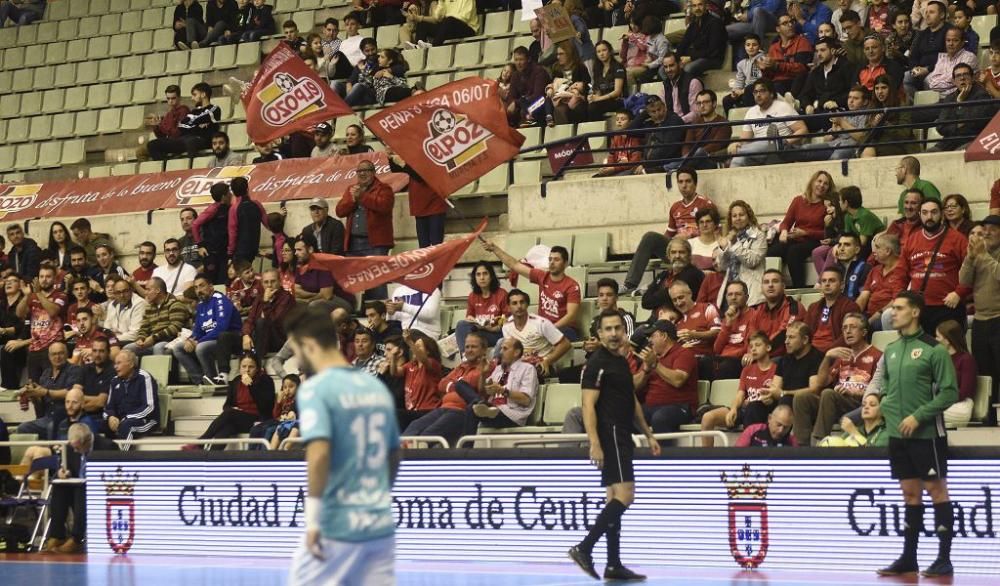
[175,166,255,206]
[258,72,326,126]
[0,183,41,219]
[422,109,491,172]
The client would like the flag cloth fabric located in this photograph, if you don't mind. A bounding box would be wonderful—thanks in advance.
[963,109,1000,162]
[363,77,525,197]
[311,219,488,294]
[242,43,353,144]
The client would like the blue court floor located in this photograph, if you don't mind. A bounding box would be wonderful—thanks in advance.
[2,556,998,586]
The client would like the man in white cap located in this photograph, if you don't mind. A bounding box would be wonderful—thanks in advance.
[299,198,345,255]
[311,123,338,158]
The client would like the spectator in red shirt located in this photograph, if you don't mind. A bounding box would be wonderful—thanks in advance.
[669,280,720,357]
[65,279,96,332]
[241,269,295,356]
[767,170,836,287]
[455,262,508,355]
[68,307,120,366]
[990,178,1000,215]
[711,280,754,380]
[935,320,978,428]
[484,242,582,341]
[701,331,777,446]
[130,242,158,288]
[387,148,447,248]
[892,198,970,334]
[735,405,797,447]
[388,330,443,430]
[334,159,395,300]
[888,189,924,244]
[858,232,904,332]
[804,266,861,353]
[16,264,68,382]
[227,259,263,317]
[636,319,698,434]
[137,85,190,161]
[761,16,813,96]
[184,354,275,451]
[594,110,643,177]
[402,332,489,445]
[793,312,882,445]
[747,269,803,356]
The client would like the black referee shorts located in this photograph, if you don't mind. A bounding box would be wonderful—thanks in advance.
[599,425,635,487]
[889,436,949,481]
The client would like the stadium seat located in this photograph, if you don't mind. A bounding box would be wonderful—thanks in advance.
[53,63,76,88]
[153,28,175,51]
[15,143,39,170]
[4,46,26,69]
[513,160,541,185]
[37,21,58,43]
[511,10,531,34]
[798,292,822,309]
[138,160,165,174]
[376,25,400,50]
[112,162,138,176]
[64,86,87,111]
[87,85,112,110]
[6,118,28,143]
[121,10,143,33]
[519,126,541,149]
[51,112,75,138]
[425,73,452,89]
[74,110,99,136]
[913,90,940,106]
[141,7,161,30]
[47,41,68,64]
[79,15,101,38]
[166,50,189,75]
[101,60,124,84]
[482,37,511,67]
[159,392,172,433]
[0,145,14,170]
[122,105,146,130]
[476,165,509,194]
[37,142,62,169]
[483,11,511,36]
[214,44,237,69]
[89,165,112,178]
[11,69,32,93]
[29,116,52,142]
[972,17,992,46]
[0,70,11,94]
[76,60,99,85]
[70,0,90,19]
[237,41,261,66]
[132,29,154,54]
[541,383,581,426]
[57,20,77,42]
[602,25,627,42]
[402,48,425,72]
[189,47,213,72]
[87,36,112,61]
[166,158,191,171]
[24,45,45,69]
[871,330,899,351]
[709,379,740,408]
[0,27,14,48]
[573,232,609,266]
[33,66,55,92]
[63,139,89,165]
[110,32,132,57]
[453,41,483,69]
[504,233,539,260]
[578,120,608,150]
[133,78,157,103]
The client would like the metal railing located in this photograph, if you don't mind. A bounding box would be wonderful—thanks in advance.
[114,437,272,450]
[517,98,1000,195]
[278,436,452,450]
[456,430,728,448]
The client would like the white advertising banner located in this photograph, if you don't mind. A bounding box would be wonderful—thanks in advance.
[86,457,1000,574]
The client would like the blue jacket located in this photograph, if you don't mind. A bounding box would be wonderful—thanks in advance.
[798,2,833,44]
[104,368,159,425]
[193,291,241,342]
[746,0,785,22]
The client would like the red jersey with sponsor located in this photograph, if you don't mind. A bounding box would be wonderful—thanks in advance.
[403,358,444,411]
[529,269,581,325]
[747,297,801,357]
[28,291,68,352]
[72,327,119,364]
[739,361,776,403]
[829,345,882,397]
[132,265,156,283]
[861,263,903,314]
[228,276,264,311]
[894,227,969,306]
[465,288,509,325]
[677,302,721,355]
[713,308,754,358]
[439,361,487,411]
[645,343,699,412]
[66,300,95,328]
[667,194,715,238]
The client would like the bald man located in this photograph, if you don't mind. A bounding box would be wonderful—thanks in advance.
[104,350,160,441]
[18,388,100,471]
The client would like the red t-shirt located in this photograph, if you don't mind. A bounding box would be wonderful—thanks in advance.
[73,327,119,364]
[811,316,836,353]
[894,227,969,306]
[747,296,800,357]
[829,345,882,397]
[677,302,720,355]
[29,291,68,352]
[439,361,487,411]
[466,289,509,324]
[886,218,918,244]
[713,308,754,358]
[66,300,94,328]
[861,264,903,314]
[739,361,777,403]
[132,265,156,283]
[645,343,698,412]
[228,276,264,311]
[529,269,581,325]
[666,194,715,238]
[234,382,259,417]
[779,195,827,241]
[403,358,444,411]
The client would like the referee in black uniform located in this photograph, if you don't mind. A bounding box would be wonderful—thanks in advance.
[569,311,661,581]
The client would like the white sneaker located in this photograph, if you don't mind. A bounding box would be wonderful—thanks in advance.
[403,41,418,50]
[416,40,432,49]
[191,41,200,49]
[177,42,189,50]
[473,404,500,419]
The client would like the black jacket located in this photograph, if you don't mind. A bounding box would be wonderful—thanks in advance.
[799,58,854,109]
[641,264,706,312]
[935,84,998,150]
[5,238,41,279]
[677,13,727,61]
[909,24,952,70]
[630,110,686,171]
[237,2,275,34]
[298,217,345,255]
[0,292,28,342]
[223,373,275,420]
[205,0,238,28]
[234,198,262,263]
[173,1,204,25]
[200,204,230,255]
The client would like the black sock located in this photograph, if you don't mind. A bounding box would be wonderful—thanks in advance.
[579,499,628,555]
[933,501,954,563]
[605,500,628,567]
[902,504,924,563]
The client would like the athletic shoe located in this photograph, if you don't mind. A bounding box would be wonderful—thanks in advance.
[604,565,647,581]
[56,538,83,554]
[921,559,954,577]
[567,546,599,580]
[191,41,200,49]
[473,403,500,419]
[201,375,217,386]
[416,40,432,49]
[42,537,65,552]
[177,42,189,50]
[213,373,229,385]
[875,557,918,576]
[619,284,638,296]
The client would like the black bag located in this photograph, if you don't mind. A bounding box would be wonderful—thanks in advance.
[0,524,32,552]
[0,470,19,497]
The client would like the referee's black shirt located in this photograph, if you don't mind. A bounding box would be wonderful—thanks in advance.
[581,346,636,431]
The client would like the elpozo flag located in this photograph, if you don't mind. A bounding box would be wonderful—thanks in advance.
[242,43,354,144]
[363,77,525,197]
[963,108,1000,162]
[310,219,488,294]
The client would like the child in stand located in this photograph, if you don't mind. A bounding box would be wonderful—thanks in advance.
[951,6,979,54]
[269,374,301,450]
[699,332,777,446]
[723,34,764,113]
[497,63,514,110]
[594,109,643,176]
[980,41,1000,99]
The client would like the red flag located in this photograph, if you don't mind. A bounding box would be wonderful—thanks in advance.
[311,219,488,294]
[546,138,594,174]
[363,77,525,197]
[242,43,353,144]
[964,109,1000,161]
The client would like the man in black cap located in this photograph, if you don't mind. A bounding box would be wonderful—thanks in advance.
[569,310,660,582]
[299,198,345,255]
[311,123,338,158]
[960,214,1000,425]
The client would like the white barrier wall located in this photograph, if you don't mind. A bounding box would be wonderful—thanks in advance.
[86,454,1000,574]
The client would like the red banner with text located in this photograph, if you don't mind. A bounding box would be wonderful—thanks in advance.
[311,219,488,294]
[0,154,408,222]
[363,77,525,197]
[242,43,354,144]
[964,110,1000,162]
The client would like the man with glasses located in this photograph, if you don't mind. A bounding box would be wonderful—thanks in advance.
[760,15,812,97]
[142,238,198,299]
[102,279,147,349]
[728,79,808,167]
[856,33,904,92]
[335,161,395,300]
[930,63,997,152]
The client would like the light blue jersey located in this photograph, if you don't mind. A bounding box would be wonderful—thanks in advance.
[297,366,400,543]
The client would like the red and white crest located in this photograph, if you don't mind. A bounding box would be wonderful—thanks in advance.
[105,497,135,554]
[727,502,769,569]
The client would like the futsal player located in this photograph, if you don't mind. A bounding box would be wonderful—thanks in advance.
[877,292,958,577]
[286,307,401,586]
[569,310,661,581]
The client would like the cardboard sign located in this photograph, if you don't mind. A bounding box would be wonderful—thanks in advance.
[534,4,576,44]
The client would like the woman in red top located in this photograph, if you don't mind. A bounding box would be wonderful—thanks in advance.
[936,320,978,428]
[187,353,276,451]
[455,262,508,356]
[943,193,974,236]
[766,170,836,288]
[389,330,443,430]
[277,239,296,294]
[388,148,448,248]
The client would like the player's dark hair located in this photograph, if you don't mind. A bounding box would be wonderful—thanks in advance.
[75,306,94,318]
[508,288,530,305]
[364,300,387,315]
[896,290,925,312]
[469,262,501,296]
[283,373,301,388]
[596,278,619,295]
[822,265,845,281]
[748,331,771,347]
[285,306,341,349]
[550,246,570,263]
[727,280,748,296]
[465,331,489,348]
[598,308,624,329]
[787,320,812,342]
